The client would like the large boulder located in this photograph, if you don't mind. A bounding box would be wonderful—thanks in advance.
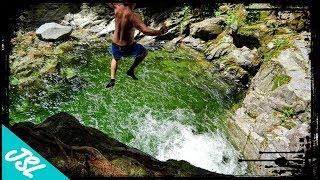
[36,22,72,41]
[190,17,226,40]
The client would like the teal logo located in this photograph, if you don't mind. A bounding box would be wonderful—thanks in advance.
[2,125,68,180]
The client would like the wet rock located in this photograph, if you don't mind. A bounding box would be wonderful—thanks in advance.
[190,17,226,41]
[11,112,231,178]
[36,22,72,41]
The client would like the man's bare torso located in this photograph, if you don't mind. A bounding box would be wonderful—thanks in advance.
[112,6,136,46]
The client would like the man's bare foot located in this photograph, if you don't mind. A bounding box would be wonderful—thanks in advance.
[126,69,138,80]
[106,79,115,88]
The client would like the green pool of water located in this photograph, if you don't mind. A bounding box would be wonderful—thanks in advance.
[10,46,247,175]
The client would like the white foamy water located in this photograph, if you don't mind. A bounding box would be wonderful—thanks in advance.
[128,109,247,175]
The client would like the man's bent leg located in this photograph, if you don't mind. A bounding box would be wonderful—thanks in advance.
[111,58,118,79]
[106,58,118,88]
[127,49,148,80]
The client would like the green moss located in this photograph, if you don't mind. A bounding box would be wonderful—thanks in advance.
[180,6,192,34]
[61,67,76,79]
[55,41,74,54]
[263,37,294,63]
[260,11,270,21]
[279,107,298,129]
[39,58,58,75]
[282,107,297,118]
[272,74,291,91]
[225,4,247,28]
[214,11,222,17]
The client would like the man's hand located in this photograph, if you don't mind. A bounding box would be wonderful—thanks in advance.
[159,24,169,35]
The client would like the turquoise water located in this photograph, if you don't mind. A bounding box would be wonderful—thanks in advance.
[10,46,247,175]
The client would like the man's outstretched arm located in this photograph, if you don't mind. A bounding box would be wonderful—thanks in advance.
[132,13,167,36]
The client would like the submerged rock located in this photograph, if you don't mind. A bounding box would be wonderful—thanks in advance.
[11,112,231,177]
[36,22,72,41]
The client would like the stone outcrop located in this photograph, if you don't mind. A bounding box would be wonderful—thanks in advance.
[190,17,226,40]
[36,22,72,41]
[227,32,311,175]
[11,112,231,177]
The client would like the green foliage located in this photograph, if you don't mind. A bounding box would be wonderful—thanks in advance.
[260,11,270,20]
[226,13,236,27]
[264,38,293,62]
[180,6,192,34]
[225,5,247,28]
[10,76,20,86]
[279,107,298,129]
[272,74,291,91]
[61,67,76,79]
[215,11,221,17]
[274,38,287,47]
[282,107,296,118]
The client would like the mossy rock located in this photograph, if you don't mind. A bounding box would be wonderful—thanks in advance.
[60,67,77,79]
[272,74,291,91]
[110,157,148,176]
[55,41,74,55]
[225,4,247,28]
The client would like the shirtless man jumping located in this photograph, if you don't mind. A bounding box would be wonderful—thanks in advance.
[106,3,168,88]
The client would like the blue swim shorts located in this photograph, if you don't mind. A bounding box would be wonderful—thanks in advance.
[110,42,147,61]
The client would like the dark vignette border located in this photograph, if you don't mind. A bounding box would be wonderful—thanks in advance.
[0,0,318,179]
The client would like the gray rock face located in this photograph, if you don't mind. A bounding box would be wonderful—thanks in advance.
[227,32,311,175]
[190,17,226,40]
[227,47,261,71]
[36,22,72,41]
[205,34,235,60]
[181,36,206,51]
[97,19,115,37]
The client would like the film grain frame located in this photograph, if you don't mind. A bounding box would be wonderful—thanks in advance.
[0,0,318,178]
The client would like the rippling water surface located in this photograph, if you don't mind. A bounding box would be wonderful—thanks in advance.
[10,48,247,175]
